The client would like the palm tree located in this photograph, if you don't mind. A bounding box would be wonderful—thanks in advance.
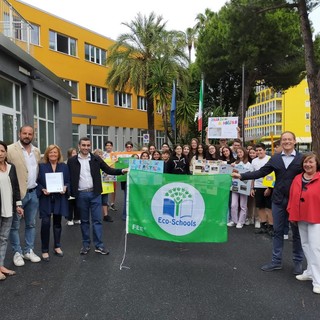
[185,27,197,63]
[106,12,189,143]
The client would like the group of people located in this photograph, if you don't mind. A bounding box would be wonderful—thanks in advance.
[0,126,127,281]
[1,128,320,295]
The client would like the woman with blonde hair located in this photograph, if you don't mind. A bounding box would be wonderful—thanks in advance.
[37,144,70,261]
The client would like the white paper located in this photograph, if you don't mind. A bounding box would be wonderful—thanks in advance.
[207,117,239,139]
[45,172,64,193]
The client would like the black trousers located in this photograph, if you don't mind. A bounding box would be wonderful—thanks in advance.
[41,214,62,253]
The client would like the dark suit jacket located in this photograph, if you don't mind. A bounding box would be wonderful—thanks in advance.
[67,153,123,198]
[241,152,303,205]
[37,162,70,217]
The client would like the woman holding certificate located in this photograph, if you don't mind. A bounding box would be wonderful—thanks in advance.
[37,145,70,262]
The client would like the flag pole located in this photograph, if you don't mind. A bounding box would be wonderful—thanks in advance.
[198,74,204,143]
[170,80,177,144]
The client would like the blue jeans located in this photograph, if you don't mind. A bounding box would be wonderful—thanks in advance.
[272,200,304,265]
[10,189,39,254]
[77,192,104,249]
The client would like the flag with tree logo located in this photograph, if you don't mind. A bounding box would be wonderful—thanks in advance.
[127,170,231,242]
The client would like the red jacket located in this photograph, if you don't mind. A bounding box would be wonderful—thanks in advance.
[287,171,320,223]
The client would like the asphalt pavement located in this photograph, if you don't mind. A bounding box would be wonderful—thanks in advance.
[1,186,319,320]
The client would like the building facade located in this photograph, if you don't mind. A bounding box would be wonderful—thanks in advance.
[8,0,165,151]
[0,30,73,154]
[245,78,311,151]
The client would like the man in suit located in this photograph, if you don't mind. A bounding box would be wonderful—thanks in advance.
[232,131,304,274]
[7,125,41,266]
[68,137,127,255]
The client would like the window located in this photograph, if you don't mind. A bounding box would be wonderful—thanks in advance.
[305,100,310,108]
[156,100,162,114]
[49,30,77,56]
[138,129,147,146]
[305,112,310,120]
[63,79,79,99]
[33,93,55,153]
[85,43,107,65]
[114,91,132,108]
[72,124,79,147]
[156,130,165,149]
[305,88,309,95]
[305,125,310,132]
[30,23,40,45]
[137,96,147,111]
[86,85,108,104]
[86,126,109,150]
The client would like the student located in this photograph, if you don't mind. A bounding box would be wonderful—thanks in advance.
[228,147,253,229]
[250,143,273,236]
[165,145,190,175]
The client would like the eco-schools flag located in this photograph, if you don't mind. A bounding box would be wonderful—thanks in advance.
[127,170,231,243]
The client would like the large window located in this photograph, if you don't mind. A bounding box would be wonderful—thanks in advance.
[87,126,109,150]
[30,23,40,45]
[86,85,108,104]
[137,96,147,111]
[49,30,77,56]
[33,93,55,153]
[114,91,132,108]
[0,77,21,143]
[85,43,107,65]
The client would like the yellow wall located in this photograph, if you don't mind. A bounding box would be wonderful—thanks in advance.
[12,0,163,130]
[283,78,310,138]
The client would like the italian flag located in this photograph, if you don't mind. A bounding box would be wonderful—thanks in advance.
[127,170,231,243]
[198,78,204,132]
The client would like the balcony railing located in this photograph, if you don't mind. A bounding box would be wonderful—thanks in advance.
[0,0,33,53]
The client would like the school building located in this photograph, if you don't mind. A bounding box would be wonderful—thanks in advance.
[245,78,311,151]
[0,0,165,154]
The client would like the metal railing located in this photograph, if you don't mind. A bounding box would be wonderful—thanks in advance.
[0,0,33,53]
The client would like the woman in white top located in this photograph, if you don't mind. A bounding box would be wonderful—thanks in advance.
[0,141,23,280]
[228,147,253,229]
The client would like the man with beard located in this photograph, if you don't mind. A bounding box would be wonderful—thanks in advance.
[7,126,41,266]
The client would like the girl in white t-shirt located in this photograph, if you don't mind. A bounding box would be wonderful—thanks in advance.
[228,147,253,229]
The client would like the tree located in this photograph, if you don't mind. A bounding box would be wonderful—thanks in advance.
[106,12,189,143]
[196,0,305,134]
[293,0,320,153]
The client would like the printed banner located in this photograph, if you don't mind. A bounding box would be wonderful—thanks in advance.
[127,170,231,243]
[130,159,164,173]
[207,117,239,139]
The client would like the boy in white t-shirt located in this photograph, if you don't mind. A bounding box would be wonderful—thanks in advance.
[251,143,273,235]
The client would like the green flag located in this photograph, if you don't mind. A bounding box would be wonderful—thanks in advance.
[127,170,231,243]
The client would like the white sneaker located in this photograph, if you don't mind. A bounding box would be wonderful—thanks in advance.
[13,252,25,267]
[255,220,260,229]
[236,223,243,229]
[67,220,74,226]
[296,273,312,281]
[284,234,289,240]
[23,249,41,263]
[244,219,251,226]
[227,221,236,227]
[313,286,320,294]
[73,220,81,225]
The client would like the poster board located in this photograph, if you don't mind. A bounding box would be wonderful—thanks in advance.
[207,117,239,139]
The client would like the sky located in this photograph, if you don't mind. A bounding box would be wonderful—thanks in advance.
[19,0,227,40]
[19,0,320,41]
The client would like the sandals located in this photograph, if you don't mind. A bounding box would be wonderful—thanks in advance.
[0,267,16,276]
